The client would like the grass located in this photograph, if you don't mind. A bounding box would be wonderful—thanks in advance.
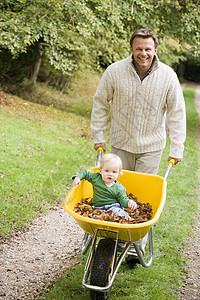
[0,71,100,237]
[0,81,199,299]
[9,69,100,118]
[41,87,199,299]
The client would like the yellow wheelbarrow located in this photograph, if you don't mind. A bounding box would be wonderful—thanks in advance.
[63,149,174,299]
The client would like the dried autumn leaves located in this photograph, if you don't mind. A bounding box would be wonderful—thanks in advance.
[74,194,153,224]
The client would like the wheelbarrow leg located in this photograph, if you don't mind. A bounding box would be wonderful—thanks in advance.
[126,228,153,268]
[81,232,93,255]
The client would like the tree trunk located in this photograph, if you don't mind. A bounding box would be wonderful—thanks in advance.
[29,42,43,85]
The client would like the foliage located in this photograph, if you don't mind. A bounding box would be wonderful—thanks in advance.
[125,0,200,65]
[0,0,199,84]
[0,0,96,73]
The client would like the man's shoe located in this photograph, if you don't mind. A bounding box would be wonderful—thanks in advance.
[116,241,126,252]
[125,254,140,265]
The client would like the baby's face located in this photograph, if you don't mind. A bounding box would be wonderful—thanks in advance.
[100,162,120,185]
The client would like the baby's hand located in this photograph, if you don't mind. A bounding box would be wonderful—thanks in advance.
[128,200,137,210]
[71,177,81,187]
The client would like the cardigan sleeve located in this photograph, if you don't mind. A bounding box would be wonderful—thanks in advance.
[166,72,186,158]
[90,68,113,144]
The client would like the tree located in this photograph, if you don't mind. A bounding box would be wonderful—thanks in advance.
[0,0,199,85]
[0,0,100,81]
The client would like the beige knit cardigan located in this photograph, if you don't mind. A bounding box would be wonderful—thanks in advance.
[91,55,186,158]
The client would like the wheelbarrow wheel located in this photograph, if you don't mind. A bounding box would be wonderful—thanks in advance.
[90,238,115,300]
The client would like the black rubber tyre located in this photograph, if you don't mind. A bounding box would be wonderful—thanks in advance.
[90,238,115,300]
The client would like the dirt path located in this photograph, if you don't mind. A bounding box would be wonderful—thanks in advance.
[0,203,84,299]
[0,85,200,300]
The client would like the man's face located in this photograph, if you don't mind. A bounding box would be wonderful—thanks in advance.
[130,37,157,74]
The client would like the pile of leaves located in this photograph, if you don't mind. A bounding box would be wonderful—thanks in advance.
[74,194,153,224]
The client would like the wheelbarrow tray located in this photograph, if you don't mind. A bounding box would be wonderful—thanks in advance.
[63,167,167,242]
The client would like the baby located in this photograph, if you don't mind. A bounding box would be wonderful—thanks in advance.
[72,153,137,219]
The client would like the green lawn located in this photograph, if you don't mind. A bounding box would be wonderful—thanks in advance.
[0,90,96,237]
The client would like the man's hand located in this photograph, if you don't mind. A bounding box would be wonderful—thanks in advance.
[94,143,106,152]
[168,156,181,165]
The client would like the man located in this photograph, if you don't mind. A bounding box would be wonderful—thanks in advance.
[91,28,186,172]
[90,28,186,259]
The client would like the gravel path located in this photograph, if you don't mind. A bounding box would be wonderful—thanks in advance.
[0,203,84,299]
[0,85,199,300]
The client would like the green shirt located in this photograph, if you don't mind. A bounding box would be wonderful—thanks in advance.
[74,170,130,208]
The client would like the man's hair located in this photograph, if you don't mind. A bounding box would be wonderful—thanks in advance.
[130,28,158,48]
[100,153,122,172]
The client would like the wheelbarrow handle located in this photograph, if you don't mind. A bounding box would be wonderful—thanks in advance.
[96,147,103,166]
[163,158,175,180]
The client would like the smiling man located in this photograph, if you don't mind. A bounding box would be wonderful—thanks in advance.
[90,28,186,259]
